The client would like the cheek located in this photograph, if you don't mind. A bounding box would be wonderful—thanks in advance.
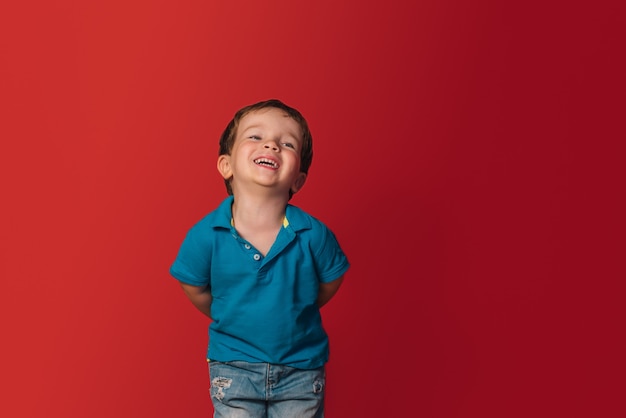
[285,154,301,171]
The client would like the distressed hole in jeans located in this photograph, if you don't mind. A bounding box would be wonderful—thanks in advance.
[313,379,324,394]
[212,376,232,400]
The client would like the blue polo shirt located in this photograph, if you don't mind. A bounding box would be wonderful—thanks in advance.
[170,196,350,369]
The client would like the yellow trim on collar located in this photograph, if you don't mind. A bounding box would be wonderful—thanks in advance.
[230,216,289,227]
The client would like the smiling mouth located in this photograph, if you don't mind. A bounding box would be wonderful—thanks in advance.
[254,158,279,168]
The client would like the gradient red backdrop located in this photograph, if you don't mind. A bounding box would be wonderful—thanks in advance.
[1,1,624,417]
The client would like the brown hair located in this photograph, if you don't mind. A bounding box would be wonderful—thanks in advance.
[218,99,314,197]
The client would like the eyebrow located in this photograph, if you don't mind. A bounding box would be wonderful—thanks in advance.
[239,124,301,141]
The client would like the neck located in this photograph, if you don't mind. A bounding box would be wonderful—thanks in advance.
[231,193,288,230]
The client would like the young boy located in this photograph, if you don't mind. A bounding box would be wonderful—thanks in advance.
[170,99,350,417]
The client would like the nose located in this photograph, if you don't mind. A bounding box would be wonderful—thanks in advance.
[263,140,279,151]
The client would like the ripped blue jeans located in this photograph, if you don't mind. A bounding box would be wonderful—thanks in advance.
[209,360,325,418]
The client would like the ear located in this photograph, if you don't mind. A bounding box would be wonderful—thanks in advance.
[290,172,307,194]
[217,155,233,180]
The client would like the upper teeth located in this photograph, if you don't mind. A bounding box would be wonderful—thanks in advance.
[254,158,277,168]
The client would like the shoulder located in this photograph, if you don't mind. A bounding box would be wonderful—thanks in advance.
[286,204,330,231]
[187,197,233,232]
[178,197,233,249]
[286,205,349,280]
[285,204,338,244]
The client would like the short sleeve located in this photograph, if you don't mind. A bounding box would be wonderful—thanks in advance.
[313,225,350,283]
[169,226,212,287]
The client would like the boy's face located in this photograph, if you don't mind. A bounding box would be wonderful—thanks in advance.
[218,107,307,197]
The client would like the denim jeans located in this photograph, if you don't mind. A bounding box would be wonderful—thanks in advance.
[208,360,325,418]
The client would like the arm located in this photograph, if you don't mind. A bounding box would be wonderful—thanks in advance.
[179,282,213,319]
[317,276,344,308]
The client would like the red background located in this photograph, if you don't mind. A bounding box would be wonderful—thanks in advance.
[1,1,624,417]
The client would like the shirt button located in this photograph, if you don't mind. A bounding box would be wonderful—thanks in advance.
[244,244,251,249]
[253,254,261,261]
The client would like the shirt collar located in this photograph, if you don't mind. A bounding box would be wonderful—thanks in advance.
[210,195,312,232]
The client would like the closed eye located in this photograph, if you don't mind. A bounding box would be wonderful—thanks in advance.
[249,135,261,140]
